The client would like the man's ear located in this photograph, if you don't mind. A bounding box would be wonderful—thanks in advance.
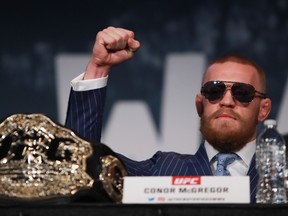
[195,94,204,117]
[258,98,272,122]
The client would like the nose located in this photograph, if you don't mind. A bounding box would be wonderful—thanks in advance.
[219,86,236,107]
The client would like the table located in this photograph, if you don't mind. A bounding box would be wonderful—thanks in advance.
[1,203,288,216]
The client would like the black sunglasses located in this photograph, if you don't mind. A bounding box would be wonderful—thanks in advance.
[201,80,267,103]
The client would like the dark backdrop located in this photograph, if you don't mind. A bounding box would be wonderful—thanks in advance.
[1,0,288,129]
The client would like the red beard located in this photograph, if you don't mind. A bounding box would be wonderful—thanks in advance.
[200,108,257,152]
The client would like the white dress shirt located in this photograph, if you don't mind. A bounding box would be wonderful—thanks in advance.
[71,73,108,91]
[205,140,256,176]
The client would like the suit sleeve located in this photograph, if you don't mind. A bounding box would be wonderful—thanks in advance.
[65,87,107,142]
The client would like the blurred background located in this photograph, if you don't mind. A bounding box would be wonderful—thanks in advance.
[1,0,288,158]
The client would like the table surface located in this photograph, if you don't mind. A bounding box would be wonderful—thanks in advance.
[1,203,288,216]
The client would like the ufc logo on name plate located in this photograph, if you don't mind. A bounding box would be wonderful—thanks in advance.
[172,176,201,185]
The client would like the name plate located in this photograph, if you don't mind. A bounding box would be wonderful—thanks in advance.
[122,176,250,203]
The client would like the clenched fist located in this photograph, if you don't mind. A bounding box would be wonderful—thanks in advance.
[84,27,140,79]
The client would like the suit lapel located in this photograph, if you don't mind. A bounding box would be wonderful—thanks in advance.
[247,154,258,203]
[187,143,213,176]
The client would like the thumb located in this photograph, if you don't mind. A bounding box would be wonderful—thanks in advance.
[127,38,140,52]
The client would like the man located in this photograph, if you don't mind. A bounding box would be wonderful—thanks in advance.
[65,27,272,203]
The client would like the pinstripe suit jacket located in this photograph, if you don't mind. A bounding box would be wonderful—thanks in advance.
[66,87,258,203]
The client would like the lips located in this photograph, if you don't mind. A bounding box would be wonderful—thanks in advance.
[213,109,239,120]
[216,113,236,119]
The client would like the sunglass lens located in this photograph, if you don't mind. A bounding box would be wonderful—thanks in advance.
[231,83,255,103]
[202,81,226,101]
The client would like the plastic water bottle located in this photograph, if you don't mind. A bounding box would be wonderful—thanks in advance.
[256,119,286,203]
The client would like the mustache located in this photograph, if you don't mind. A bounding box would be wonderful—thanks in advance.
[210,109,241,120]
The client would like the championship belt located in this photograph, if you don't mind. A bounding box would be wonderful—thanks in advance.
[0,114,127,203]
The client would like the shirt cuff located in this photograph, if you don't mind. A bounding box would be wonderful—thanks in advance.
[70,73,108,91]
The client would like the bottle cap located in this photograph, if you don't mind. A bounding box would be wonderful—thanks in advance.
[263,119,277,126]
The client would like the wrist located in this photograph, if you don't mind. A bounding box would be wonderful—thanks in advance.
[83,60,111,80]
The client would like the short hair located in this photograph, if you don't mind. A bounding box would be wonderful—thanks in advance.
[205,53,267,92]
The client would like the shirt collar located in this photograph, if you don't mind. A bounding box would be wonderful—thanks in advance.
[204,139,256,167]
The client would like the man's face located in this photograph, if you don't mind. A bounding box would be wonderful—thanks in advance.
[199,61,264,152]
